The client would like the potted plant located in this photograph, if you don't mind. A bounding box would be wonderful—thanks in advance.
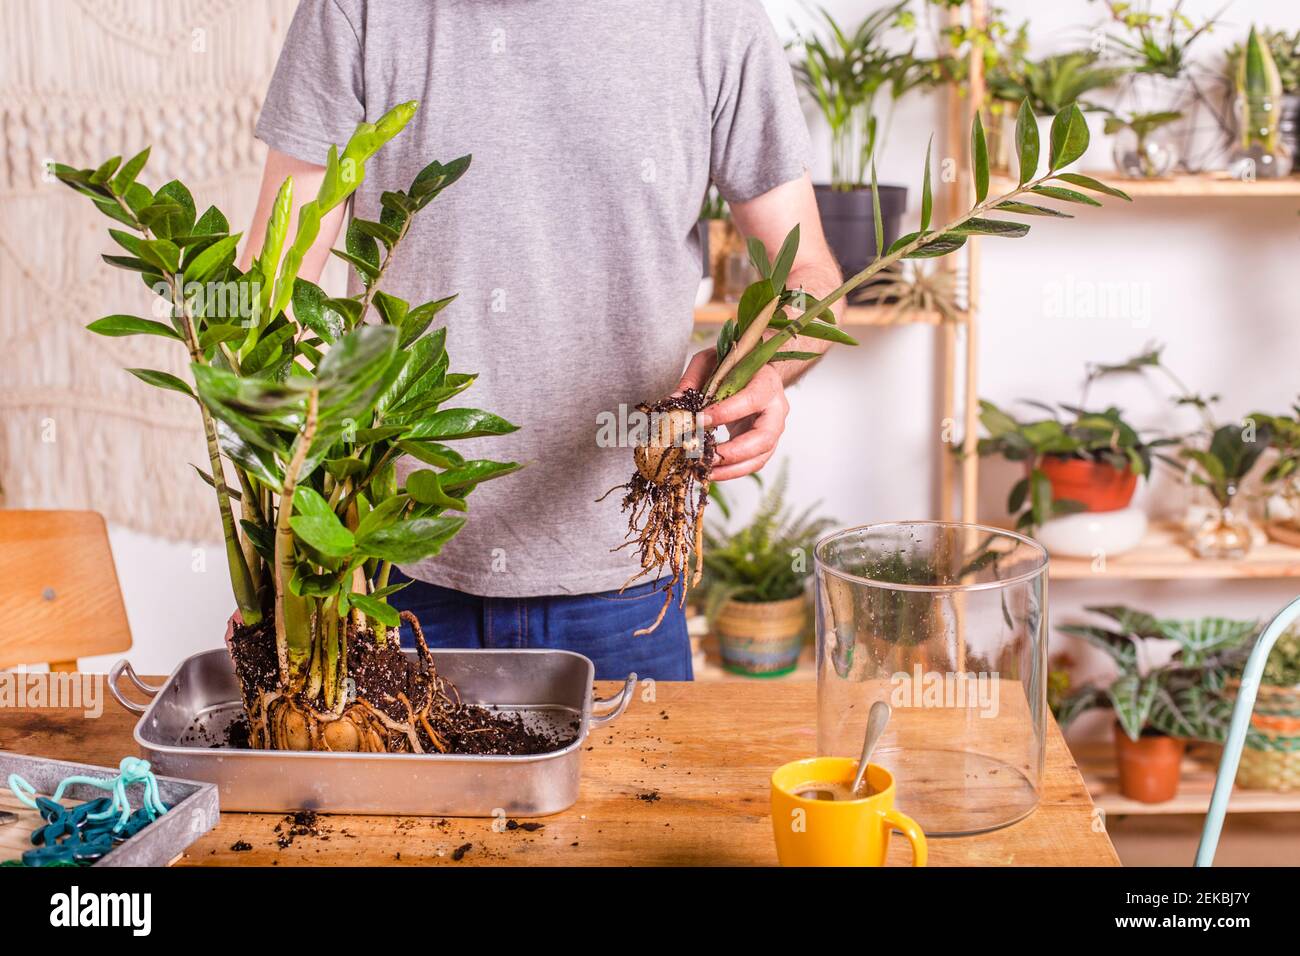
[698,184,729,305]
[791,3,928,286]
[698,465,834,677]
[1097,0,1231,172]
[1180,422,1272,560]
[1250,403,1300,545]
[1229,26,1294,179]
[1056,605,1257,803]
[991,50,1125,171]
[1104,110,1183,178]
[57,102,528,753]
[1227,625,1300,790]
[1226,28,1300,160]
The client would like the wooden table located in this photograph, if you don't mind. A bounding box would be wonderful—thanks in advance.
[0,677,1118,866]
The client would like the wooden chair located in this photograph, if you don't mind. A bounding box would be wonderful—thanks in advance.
[0,510,132,671]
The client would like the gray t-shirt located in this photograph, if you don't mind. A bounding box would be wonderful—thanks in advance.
[256,0,811,596]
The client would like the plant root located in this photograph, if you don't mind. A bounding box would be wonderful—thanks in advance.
[607,389,715,636]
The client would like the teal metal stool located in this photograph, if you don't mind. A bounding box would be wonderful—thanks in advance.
[1196,594,1300,866]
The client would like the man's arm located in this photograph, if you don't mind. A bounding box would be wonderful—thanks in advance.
[677,172,844,481]
[239,148,345,278]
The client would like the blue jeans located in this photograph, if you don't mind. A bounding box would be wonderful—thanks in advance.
[386,568,693,681]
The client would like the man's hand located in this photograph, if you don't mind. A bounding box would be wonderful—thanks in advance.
[676,349,789,482]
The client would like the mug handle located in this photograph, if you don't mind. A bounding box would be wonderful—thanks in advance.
[882,808,928,867]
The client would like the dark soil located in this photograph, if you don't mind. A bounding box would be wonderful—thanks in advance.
[225,617,577,756]
[505,819,544,832]
[230,840,252,852]
[451,842,473,861]
[274,810,321,849]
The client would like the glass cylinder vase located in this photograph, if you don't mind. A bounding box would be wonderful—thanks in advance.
[814,522,1048,836]
[1229,93,1294,179]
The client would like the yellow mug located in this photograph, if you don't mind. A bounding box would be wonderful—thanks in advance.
[770,757,927,867]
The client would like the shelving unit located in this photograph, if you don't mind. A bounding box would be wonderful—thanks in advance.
[1048,522,1300,581]
[693,301,948,328]
[1074,741,1300,816]
[992,171,1300,199]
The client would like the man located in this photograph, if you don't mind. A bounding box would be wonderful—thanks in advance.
[246,0,844,680]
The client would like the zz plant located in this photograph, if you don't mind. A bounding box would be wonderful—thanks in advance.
[57,102,522,753]
[612,100,1131,633]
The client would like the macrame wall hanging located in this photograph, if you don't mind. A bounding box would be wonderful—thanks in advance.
[0,0,299,542]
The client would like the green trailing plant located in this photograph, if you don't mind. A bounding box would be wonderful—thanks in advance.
[697,464,835,622]
[976,347,1185,530]
[1055,604,1257,742]
[1237,25,1285,153]
[611,99,1130,633]
[1249,401,1300,487]
[992,50,1126,117]
[1096,0,1224,79]
[790,2,931,187]
[1103,109,1183,176]
[59,102,523,754]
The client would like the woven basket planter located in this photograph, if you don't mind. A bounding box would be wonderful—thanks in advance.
[714,595,808,677]
[1226,680,1300,791]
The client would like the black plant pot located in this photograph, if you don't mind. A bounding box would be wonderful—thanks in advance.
[813,184,907,297]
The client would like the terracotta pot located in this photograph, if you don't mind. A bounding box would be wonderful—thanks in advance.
[714,595,807,677]
[1037,456,1138,513]
[1113,723,1185,803]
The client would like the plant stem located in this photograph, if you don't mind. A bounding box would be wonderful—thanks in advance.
[356,217,412,323]
[274,389,318,687]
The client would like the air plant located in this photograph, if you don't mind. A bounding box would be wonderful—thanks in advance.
[1095,0,1224,79]
[861,261,963,325]
[611,100,1132,633]
[58,103,525,753]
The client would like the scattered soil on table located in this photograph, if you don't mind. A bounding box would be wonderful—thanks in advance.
[275,810,323,849]
[505,819,544,832]
[636,790,661,803]
[452,842,473,861]
[230,840,252,852]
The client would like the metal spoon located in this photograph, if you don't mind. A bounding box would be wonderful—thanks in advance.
[850,700,892,797]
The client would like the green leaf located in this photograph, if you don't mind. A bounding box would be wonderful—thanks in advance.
[347,593,400,628]
[747,236,771,278]
[198,323,250,351]
[1030,185,1102,207]
[350,218,401,249]
[948,218,1030,238]
[153,180,196,236]
[920,135,933,233]
[769,225,800,292]
[871,161,884,259]
[1048,105,1090,170]
[794,322,857,346]
[191,205,230,237]
[437,459,523,493]
[890,232,967,258]
[407,408,520,441]
[355,515,467,563]
[1015,98,1039,184]
[971,112,989,202]
[125,367,194,398]
[399,294,455,348]
[111,147,150,194]
[184,233,240,283]
[995,201,1073,218]
[405,469,468,511]
[291,278,343,343]
[345,217,381,273]
[373,290,409,326]
[87,314,182,340]
[1053,173,1132,202]
[330,248,381,283]
[289,486,354,557]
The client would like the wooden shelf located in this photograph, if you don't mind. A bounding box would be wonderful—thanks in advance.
[1045,520,1300,581]
[693,300,950,327]
[1074,740,1300,816]
[993,171,1300,199]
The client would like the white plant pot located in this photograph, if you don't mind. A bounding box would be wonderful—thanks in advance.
[1035,507,1148,560]
[1036,112,1109,175]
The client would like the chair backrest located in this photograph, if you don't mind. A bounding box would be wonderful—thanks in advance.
[0,510,132,671]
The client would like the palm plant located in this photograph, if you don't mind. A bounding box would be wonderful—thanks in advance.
[791,2,931,187]
[1097,0,1223,79]
[56,102,522,753]
[1055,605,1257,743]
[992,50,1126,116]
[698,464,834,622]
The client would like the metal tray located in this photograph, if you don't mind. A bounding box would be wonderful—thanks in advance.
[109,648,635,816]
[0,751,219,867]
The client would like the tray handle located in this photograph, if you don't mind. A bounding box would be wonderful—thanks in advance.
[591,672,638,727]
[108,659,165,714]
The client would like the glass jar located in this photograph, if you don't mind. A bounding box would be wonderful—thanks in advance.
[1229,94,1294,180]
[1190,503,1255,559]
[814,522,1048,836]
[1112,125,1179,179]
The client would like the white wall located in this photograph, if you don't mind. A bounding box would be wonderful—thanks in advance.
[99,0,1300,678]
